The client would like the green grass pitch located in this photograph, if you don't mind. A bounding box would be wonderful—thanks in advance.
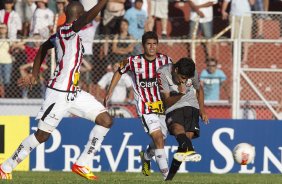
[1,171,282,184]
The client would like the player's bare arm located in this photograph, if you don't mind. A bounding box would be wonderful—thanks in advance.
[161,91,185,108]
[104,59,129,105]
[32,40,54,78]
[104,70,122,106]
[17,39,54,89]
[72,0,108,32]
[196,85,209,124]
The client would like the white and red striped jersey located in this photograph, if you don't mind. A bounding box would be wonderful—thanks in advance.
[47,22,84,92]
[119,54,172,115]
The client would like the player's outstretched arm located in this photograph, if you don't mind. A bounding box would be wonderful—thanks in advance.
[72,0,108,32]
[17,40,54,89]
[196,85,209,124]
[32,40,54,80]
[104,71,122,107]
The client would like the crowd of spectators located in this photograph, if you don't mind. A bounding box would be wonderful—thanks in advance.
[0,0,281,100]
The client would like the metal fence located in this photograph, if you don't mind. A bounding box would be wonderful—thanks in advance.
[0,12,281,120]
[234,11,282,120]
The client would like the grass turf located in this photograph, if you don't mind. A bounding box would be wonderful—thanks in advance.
[1,171,282,184]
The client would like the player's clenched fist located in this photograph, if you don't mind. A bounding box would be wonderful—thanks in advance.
[177,83,187,94]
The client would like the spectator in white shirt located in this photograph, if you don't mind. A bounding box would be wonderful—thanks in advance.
[30,0,54,39]
[188,0,217,58]
[79,0,100,58]
[0,0,22,40]
[147,0,169,37]
[0,24,13,97]
[96,63,133,104]
[102,0,126,57]
[189,0,217,39]
[16,0,37,37]
[222,0,255,63]
[79,0,100,86]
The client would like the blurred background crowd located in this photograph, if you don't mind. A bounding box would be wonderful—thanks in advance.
[0,0,282,119]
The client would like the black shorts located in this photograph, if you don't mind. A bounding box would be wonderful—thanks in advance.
[165,106,200,139]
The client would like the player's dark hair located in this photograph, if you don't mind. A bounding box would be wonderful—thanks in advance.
[142,31,158,46]
[174,57,195,78]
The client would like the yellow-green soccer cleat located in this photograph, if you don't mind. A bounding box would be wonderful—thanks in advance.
[174,151,202,162]
[72,164,98,180]
[139,151,151,176]
[0,164,12,180]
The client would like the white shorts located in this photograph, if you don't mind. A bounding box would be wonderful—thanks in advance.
[150,0,168,19]
[141,114,168,139]
[36,88,107,133]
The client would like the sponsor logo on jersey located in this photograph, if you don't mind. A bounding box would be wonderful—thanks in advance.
[186,79,193,87]
[138,78,158,88]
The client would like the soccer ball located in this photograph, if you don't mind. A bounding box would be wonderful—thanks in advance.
[233,143,255,165]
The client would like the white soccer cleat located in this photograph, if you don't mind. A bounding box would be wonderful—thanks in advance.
[174,151,202,162]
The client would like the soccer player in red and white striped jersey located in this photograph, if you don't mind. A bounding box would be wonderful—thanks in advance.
[1,1,112,181]
[119,53,171,115]
[105,31,172,180]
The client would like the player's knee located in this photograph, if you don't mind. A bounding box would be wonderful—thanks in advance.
[34,130,51,143]
[103,116,113,128]
[176,134,188,152]
[150,130,164,148]
[169,123,184,136]
[96,112,113,128]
